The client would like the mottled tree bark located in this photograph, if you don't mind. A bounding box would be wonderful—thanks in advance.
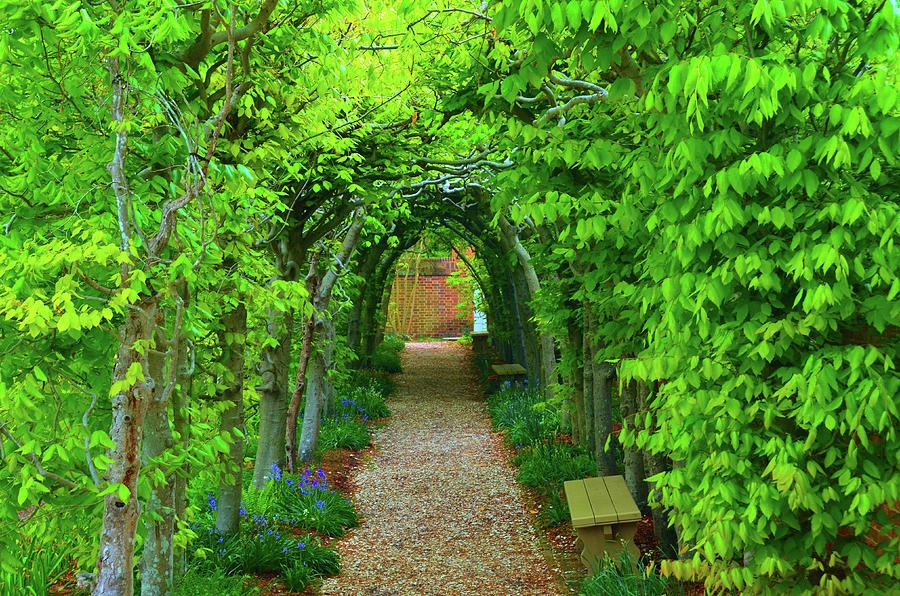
[171,285,191,578]
[94,298,158,596]
[297,326,327,463]
[140,326,175,596]
[497,214,558,392]
[372,280,393,349]
[347,244,382,359]
[215,303,247,535]
[252,308,293,488]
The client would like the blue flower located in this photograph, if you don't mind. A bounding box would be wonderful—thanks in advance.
[207,493,217,511]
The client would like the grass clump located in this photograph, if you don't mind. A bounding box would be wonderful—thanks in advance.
[318,416,370,452]
[580,549,683,596]
[0,534,68,595]
[238,463,358,537]
[514,442,596,490]
[175,567,258,596]
[487,384,560,447]
[281,560,318,592]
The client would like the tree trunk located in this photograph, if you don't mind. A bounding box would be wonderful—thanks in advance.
[296,209,365,461]
[592,359,617,476]
[642,382,677,554]
[372,278,393,349]
[171,286,191,578]
[321,317,336,414]
[253,308,293,488]
[93,298,158,596]
[566,320,585,446]
[140,327,175,596]
[361,251,399,364]
[297,323,326,463]
[582,307,595,456]
[347,246,381,360]
[215,303,247,535]
[621,379,648,505]
[285,312,315,474]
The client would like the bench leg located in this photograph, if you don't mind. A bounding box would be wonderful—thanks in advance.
[575,522,641,571]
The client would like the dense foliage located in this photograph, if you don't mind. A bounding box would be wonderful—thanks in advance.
[0,0,896,594]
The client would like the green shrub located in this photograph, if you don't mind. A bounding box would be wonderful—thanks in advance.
[580,549,683,596]
[318,416,370,451]
[174,567,258,596]
[515,442,596,493]
[345,370,394,399]
[370,345,401,373]
[381,335,405,352]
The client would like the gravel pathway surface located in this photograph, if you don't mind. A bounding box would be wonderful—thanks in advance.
[319,341,560,596]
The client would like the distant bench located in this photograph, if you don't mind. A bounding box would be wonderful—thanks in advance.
[470,331,489,355]
[489,363,527,391]
[564,475,641,568]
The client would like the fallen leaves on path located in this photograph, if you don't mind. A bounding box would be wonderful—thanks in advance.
[320,342,561,596]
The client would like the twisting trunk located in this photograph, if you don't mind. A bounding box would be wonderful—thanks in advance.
[94,299,158,596]
[297,210,366,461]
[215,302,247,535]
[621,379,648,505]
[497,214,558,392]
[285,308,316,474]
[253,307,293,488]
[592,358,617,476]
[141,326,176,596]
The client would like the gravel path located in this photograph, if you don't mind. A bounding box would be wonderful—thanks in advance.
[320,341,560,596]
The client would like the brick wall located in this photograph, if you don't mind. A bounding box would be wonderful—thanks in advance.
[386,254,474,338]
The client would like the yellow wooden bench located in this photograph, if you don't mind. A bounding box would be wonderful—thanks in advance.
[563,475,642,568]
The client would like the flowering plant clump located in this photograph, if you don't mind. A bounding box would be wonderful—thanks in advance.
[234,462,358,538]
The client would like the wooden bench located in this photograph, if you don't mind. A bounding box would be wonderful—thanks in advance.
[489,363,527,391]
[564,475,641,568]
[470,331,489,355]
